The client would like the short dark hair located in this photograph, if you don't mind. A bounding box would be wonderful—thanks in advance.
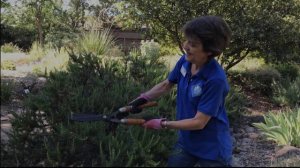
[183,16,232,57]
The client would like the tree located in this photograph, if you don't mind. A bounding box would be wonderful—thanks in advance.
[67,0,88,30]
[1,0,87,49]
[115,0,300,70]
[86,0,120,30]
[0,0,10,9]
[2,0,64,48]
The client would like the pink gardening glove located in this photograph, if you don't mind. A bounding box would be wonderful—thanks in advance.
[142,118,166,130]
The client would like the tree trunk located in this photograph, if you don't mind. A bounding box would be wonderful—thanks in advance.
[35,0,44,47]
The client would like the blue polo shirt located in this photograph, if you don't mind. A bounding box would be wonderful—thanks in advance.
[168,55,232,163]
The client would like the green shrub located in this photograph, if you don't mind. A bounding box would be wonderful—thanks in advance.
[229,57,266,72]
[1,43,22,53]
[107,46,125,57]
[273,63,300,81]
[32,66,46,77]
[159,45,181,57]
[1,60,16,70]
[272,77,300,107]
[28,41,46,62]
[32,47,69,76]
[225,85,248,122]
[4,51,175,166]
[140,40,160,59]
[229,66,281,96]
[253,108,300,147]
[124,42,167,86]
[1,81,14,103]
[76,29,114,56]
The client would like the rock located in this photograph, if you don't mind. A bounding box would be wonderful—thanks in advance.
[245,126,255,133]
[274,145,300,159]
[1,105,11,115]
[1,131,10,144]
[242,138,251,144]
[233,133,243,138]
[231,156,243,167]
[248,132,259,139]
[272,145,300,167]
[1,116,9,121]
[6,113,14,119]
[1,123,12,130]
[231,136,237,147]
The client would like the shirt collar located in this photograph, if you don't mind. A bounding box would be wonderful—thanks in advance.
[184,58,216,80]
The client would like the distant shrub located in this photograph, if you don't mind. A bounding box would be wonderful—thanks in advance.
[28,41,46,62]
[229,66,281,96]
[230,57,266,72]
[140,40,160,59]
[225,85,248,122]
[1,43,22,53]
[1,23,35,51]
[125,43,166,86]
[32,47,69,76]
[76,29,114,56]
[1,81,14,103]
[107,46,125,57]
[272,77,300,107]
[253,108,300,148]
[1,60,16,70]
[272,63,300,82]
[32,66,45,77]
[159,45,181,56]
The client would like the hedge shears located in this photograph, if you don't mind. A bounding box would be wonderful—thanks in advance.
[69,102,157,125]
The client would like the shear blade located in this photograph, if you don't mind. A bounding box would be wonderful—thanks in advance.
[70,114,106,122]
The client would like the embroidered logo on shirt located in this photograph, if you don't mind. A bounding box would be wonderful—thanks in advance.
[180,66,187,77]
[191,84,202,97]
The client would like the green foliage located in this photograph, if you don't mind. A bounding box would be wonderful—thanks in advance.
[6,109,49,166]
[32,66,46,77]
[160,45,181,57]
[225,85,248,122]
[4,50,175,166]
[76,29,115,56]
[0,23,35,51]
[1,60,16,70]
[1,0,10,9]
[272,63,300,82]
[1,81,14,103]
[107,46,125,57]
[140,40,160,59]
[1,43,22,53]
[253,108,300,147]
[116,0,300,70]
[272,77,300,107]
[32,47,70,76]
[124,41,167,86]
[28,42,46,62]
[1,0,82,50]
[229,56,266,72]
[229,66,281,96]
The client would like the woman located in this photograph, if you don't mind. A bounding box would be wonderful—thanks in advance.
[127,15,233,167]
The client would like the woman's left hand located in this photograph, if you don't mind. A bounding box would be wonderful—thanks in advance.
[142,118,166,129]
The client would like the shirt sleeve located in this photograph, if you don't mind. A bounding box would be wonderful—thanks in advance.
[167,55,186,84]
[197,79,226,117]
